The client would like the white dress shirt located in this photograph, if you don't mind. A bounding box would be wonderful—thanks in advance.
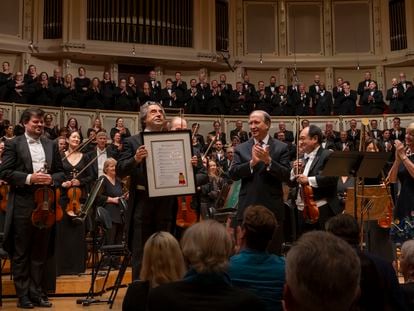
[25,133,46,185]
[97,147,108,177]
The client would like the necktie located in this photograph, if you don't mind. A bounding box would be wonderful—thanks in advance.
[29,138,40,144]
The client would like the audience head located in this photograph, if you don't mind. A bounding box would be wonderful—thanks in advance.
[57,136,67,153]
[169,116,187,131]
[299,125,322,154]
[103,158,117,176]
[325,214,360,247]
[249,110,271,141]
[284,231,360,311]
[401,240,414,283]
[240,205,277,251]
[181,220,232,274]
[140,231,186,288]
[365,138,382,152]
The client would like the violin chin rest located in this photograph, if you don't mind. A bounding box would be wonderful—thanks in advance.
[67,211,77,217]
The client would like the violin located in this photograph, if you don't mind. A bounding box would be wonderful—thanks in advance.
[32,163,56,229]
[66,170,82,217]
[0,183,9,212]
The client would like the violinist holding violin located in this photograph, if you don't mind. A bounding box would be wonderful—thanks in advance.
[0,107,65,309]
[55,130,94,276]
[290,125,340,234]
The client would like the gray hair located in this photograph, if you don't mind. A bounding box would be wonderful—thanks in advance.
[249,110,271,127]
[401,240,414,266]
[140,101,165,130]
[285,231,360,311]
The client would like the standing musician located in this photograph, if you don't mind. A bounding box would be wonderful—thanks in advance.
[87,131,118,180]
[290,125,340,234]
[0,107,65,309]
[117,102,175,280]
[55,130,94,276]
[229,110,290,254]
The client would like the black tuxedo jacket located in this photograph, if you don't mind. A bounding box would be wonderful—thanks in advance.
[391,127,406,141]
[0,135,65,253]
[87,147,119,180]
[291,147,341,215]
[357,79,373,96]
[336,90,357,115]
[229,137,290,222]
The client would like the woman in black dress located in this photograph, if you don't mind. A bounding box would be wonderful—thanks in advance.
[109,117,131,142]
[97,158,126,245]
[43,113,59,140]
[74,66,91,108]
[55,130,94,275]
[85,77,104,109]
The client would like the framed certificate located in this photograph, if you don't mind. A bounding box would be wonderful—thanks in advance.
[141,130,196,197]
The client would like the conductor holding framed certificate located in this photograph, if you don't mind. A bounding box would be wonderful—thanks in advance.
[117,102,194,280]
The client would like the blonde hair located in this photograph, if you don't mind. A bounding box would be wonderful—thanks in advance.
[406,122,414,135]
[103,158,117,174]
[139,231,186,288]
[181,220,232,274]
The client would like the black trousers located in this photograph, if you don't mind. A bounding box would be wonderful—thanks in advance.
[12,213,52,299]
[130,191,174,280]
[297,203,335,236]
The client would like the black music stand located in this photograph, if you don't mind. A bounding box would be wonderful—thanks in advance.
[322,151,389,218]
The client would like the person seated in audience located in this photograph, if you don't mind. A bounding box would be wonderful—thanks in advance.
[230,135,240,148]
[324,121,340,144]
[200,159,226,218]
[74,66,91,107]
[110,117,131,142]
[400,240,414,310]
[361,80,385,115]
[382,129,394,154]
[147,220,265,311]
[87,117,104,138]
[228,205,285,311]
[230,120,248,143]
[335,131,354,151]
[283,231,360,311]
[57,136,67,155]
[66,117,83,142]
[390,116,406,141]
[43,113,59,140]
[325,214,409,311]
[369,119,382,140]
[275,121,294,143]
[85,77,104,109]
[222,146,234,173]
[275,131,296,161]
[108,132,123,159]
[1,123,15,142]
[122,231,186,311]
[208,120,226,145]
[212,140,226,163]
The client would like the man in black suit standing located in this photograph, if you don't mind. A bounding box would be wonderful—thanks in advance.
[229,110,290,254]
[0,107,65,308]
[291,125,340,233]
[357,71,373,96]
[87,131,118,180]
[117,102,174,280]
[390,117,406,141]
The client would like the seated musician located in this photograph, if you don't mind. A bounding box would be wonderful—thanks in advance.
[200,159,226,219]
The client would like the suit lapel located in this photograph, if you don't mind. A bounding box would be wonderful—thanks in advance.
[308,147,323,174]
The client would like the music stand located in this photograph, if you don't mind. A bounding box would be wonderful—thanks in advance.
[322,151,389,217]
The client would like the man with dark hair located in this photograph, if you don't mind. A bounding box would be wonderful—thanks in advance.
[229,110,290,254]
[291,125,340,232]
[0,107,65,308]
[228,205,285,311]
[283,231,361,311]
[117,102,175,280]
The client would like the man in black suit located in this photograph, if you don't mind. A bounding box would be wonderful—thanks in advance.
[208,120,226,146]
[346,119,361,146]
[264,75,278,98]
[275,121,294,143]
[172,71,187,95]
[357,71,373,96]
[308,74,321,105]
[87,131,118,180]
[0,107,65,308]
[230,120,248,143]
[313,82,333,116]
[229,110,290,254]
[386,78,405,114]
[336,81,357,115]
[332,77,344,115]
[390,117,406,141]
[334,131,355,151]
[361,81,385,115]
[290,125,340,233]
[292,84,310,116]
[117,102,175,280]
[146,70,162,98]
[370,119,383,140]
[160,78,178,108]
